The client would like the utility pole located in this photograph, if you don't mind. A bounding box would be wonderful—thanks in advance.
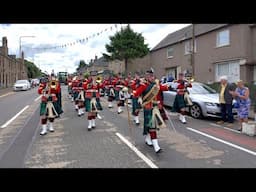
[191,24,195,77]
[19,36,35,58]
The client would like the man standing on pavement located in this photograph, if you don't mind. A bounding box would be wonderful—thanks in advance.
[217,75,236,126]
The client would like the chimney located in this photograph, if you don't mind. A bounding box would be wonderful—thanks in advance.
[2,36,8,56]
[2,37,7,47]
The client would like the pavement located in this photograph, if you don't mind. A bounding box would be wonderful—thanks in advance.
[0,87,13,96]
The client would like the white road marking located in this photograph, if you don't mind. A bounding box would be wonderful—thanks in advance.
[1,105,30,128]
[186,127,256,156]
[209,123,241,134]
[115,132,158,168]
[0,92,14,98]
[34,95,41,102]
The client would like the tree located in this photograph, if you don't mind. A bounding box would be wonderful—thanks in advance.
[24,60,42,78]
[103,24,149,76]
[76,60,87,72]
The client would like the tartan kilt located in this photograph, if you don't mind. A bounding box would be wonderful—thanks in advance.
[40,102,58,117]
[118,100,125,107]
[143,108,153,135]
[85,98,91,112]
[84,98,102,112]
[108,96,115,102]
[73,91,79,100]
[114,90,119,101]
[40,102,47,116]
[132,97,142,116]
[105,88,110,96]
[56,92,63,115]
[172,94,186,112]
[96,98,103,111]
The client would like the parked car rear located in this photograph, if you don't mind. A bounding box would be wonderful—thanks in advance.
[13,80,31,91]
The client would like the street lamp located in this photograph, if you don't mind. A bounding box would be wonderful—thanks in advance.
[19,36,36,58]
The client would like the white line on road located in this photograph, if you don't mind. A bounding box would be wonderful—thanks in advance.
[115,132,158,168]
[186,127,256,156]
[34,95,41,102]
[1,105,29,129]
[209,123,241,134]
[0,92,14,98]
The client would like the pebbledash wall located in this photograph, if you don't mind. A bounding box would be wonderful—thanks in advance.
[0,37,27,88]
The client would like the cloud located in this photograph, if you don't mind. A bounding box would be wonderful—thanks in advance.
[0,24,190,74]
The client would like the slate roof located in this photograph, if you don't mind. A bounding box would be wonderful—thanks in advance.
[151,24,228,51]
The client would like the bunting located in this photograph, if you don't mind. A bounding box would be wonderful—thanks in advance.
[22,24,125,52]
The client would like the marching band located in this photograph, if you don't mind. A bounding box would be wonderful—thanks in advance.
[37,68,192,154]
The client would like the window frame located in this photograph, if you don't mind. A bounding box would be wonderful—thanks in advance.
[184,39,197,55]
[216,29,230,47]
[167,47,174,59]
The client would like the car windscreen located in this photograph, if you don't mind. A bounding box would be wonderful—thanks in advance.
[188,83,217,94]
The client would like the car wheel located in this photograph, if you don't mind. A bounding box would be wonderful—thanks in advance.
[190,103,202,119]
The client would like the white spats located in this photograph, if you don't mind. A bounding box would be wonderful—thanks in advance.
[179,114,186,124]
[92,119,96,128]
[108,102,113,108]
[117,106,123,114]
[77,108,82,116]
[134,116,140,125]
[78,108,84,116]
[152,139,161,153]
[48,122,54,132]
[75,104,79,111]
[88,120,92,130]
[145,134,153,146]
[40,124,47,135]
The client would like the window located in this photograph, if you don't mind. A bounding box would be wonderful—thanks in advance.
[215,60,240,82]
[167,47,173,58]
[185,40,197,55]
[166,67,177,80]
[216,30,230,47]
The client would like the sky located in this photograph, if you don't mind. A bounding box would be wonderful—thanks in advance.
[0,24,190,74]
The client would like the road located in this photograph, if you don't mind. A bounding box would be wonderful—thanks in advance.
[0,86,256,168]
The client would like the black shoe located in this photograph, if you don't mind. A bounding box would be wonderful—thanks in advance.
[145,142,153,147]
[88,128,92,131]
[92,126,96,129]
[136,123,140,126]
[156,148,162,153]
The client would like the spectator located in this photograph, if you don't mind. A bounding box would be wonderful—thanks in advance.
[217,75,236,126]
[230,80,251,131]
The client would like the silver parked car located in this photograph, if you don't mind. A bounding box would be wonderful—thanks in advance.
[13,79,31,91]
[163,82,237,119]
